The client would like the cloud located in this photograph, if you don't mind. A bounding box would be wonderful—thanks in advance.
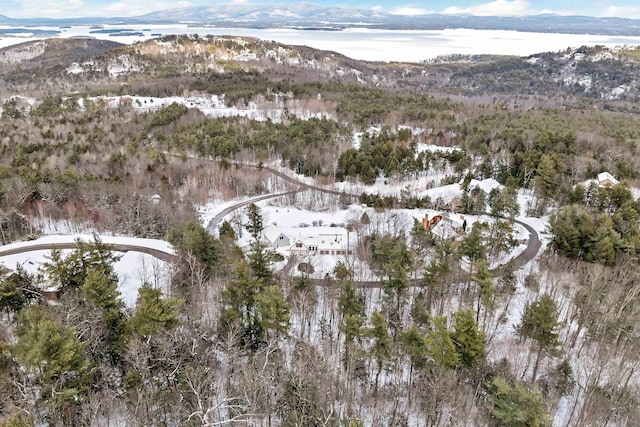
[442,0,537,17]
[389,7,433,16]
[604,5,640,19]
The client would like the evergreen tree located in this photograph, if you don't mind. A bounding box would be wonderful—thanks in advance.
[534,154,556,206]
[366,311,391,395]
[410,291,431,327]
[128,286,183,336]
[168,220,220,267]
[257,285,290,338]
[489,186,520,218]
[401,325,429,373]
[41,236,121,294]
[471,260,497,326]
[12,305,92,412]
[0,266,38,317]
[425,316,460,370]
[489,377,550,427]
[247,239,276,288]
[245,203,264,240]
[451,309,486,368]
[219,220,237,240]
[382,259,409,341]
[339,282,366,345]
[220,261,263,347]
[516,294,562,383]
[333,261,353,283]
[460,222,486,266]
[81,268,126,355]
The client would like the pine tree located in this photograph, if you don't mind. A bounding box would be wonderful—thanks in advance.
[534,154,556,207]
[451,309,486,368]
[220,261,262,346]
[489,377,550,427]
[460,222,486,266]
[382,259,409,341]
[40,236,121,294]
[12,305,92,412]
[425,316,460,370]
[128,286,183,336]
[219,220,237,240]
[0,266,38,317]
[168,220,220,267]
[245,203,264,240]
[247,239,276,288]
[400,324,429,403]
[81,268,126,355]
[471,260,497,326]
[258,285,290,339]
[333,261,353,283]
[366,311,391,395]
[339,282,366,345]
[516,294,562,383]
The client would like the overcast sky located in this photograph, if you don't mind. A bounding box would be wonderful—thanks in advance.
[2,0,640,20]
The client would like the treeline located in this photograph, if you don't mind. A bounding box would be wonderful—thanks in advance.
[336,127,466,184]
[550,183,640,265]
[158,112,347,176]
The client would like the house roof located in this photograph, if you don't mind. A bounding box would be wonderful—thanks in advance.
[468,178,503,194]
[263,226,288,243]
[431,219,460,239]
[442,212,465,227]
[597,172,619,185]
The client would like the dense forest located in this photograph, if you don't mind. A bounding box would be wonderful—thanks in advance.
[1,35,640,426]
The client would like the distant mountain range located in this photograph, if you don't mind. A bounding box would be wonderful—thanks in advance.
[3,3,640,36]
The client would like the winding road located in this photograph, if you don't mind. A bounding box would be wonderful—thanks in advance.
[206,162,359,232]
[206,161,542,277]
[0,238,177,264]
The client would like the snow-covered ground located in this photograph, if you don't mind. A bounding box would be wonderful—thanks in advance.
[0,235,173,307]
[83,94,331,123]
[201,197,535,279]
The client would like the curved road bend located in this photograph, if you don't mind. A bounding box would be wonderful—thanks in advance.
[206,162,361,233]
[211,161,542,273]
[0,242,177,263]
[206,188,304,232]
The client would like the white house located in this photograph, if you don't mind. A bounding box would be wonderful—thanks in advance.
[597,172,619,187]
[263,226,291,249]
[290,239,312,256]
[315,232,352,256]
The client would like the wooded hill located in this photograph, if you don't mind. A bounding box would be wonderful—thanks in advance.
[1,35,640,425]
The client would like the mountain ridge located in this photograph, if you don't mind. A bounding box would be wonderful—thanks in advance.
[3,3,640,36]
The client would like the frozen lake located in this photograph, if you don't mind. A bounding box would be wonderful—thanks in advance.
[2,24,640,62]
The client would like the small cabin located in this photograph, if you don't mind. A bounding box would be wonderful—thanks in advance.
[597,172,619,187]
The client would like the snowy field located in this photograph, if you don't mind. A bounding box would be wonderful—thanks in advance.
[3,25,640,62]
[83,94,330,122]
[0,235,173,307]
